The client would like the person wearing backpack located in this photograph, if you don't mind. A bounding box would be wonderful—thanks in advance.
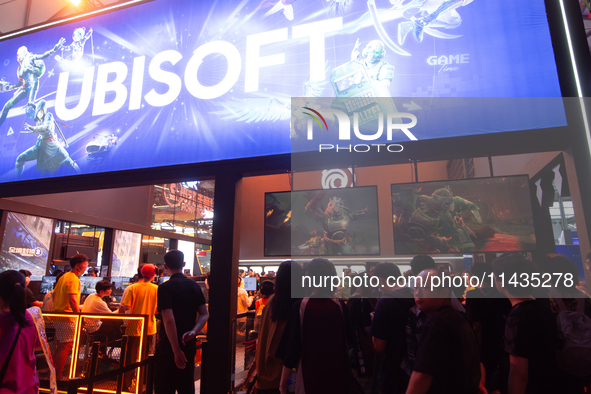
[542,254,591,393]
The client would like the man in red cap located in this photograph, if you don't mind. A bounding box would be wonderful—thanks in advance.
[120,263,158,391]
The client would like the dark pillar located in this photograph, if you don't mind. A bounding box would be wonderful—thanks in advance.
[568,118,591,295]
[102,228,114,277]
[169,238,178,250]
[203,172,240,394]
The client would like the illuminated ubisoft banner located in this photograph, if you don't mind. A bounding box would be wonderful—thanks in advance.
[0,0,564,182]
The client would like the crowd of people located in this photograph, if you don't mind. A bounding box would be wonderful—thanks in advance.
[1,251,590,394]
[0,250,208,394]
[253,253,591,394]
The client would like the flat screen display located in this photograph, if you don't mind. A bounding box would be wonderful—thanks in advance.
[265,186,380,256]
[243,277,257,292]
[111,276,132,296]
[80,276,103,295]
[0,0,564,184]
[391,176,536,254]
[40,276,56,293]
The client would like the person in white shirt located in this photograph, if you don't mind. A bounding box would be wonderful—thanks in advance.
[237,277,253,334]
[82,280,117,333]
[42,271,66,312]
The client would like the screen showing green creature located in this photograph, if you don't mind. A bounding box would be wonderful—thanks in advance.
[265,186,380,257]
[391,176,536,254]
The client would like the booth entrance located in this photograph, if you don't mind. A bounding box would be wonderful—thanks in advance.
[1,148,590,393]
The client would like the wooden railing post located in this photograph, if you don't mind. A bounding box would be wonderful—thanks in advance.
[116,336,129,394]
[200,341,208,393]
[67,378,81,394]
[86,342,100,394]
[145,355,155,394]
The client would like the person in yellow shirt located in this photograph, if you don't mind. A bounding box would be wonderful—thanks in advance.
[119,264,158,391]
[52,254,89,380]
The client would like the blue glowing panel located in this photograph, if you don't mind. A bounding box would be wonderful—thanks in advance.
[0,0,564,182]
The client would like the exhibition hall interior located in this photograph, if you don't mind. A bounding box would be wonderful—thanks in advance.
[0,0,590,394]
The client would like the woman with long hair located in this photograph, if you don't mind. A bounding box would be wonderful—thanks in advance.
[255,260,303,394]
[0,270,42,393]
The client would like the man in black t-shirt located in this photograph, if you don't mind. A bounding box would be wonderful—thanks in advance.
[369,263,415,394]
[493,253,557,394]
[407,269,481,394]
[155,250,208,394]
[465,263,512,393]
[19,269,43,308]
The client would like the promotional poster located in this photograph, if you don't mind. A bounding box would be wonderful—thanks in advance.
[0,212,53,277]
[265,186,380,256]
[0,0,564,183]
[391,176,536,254]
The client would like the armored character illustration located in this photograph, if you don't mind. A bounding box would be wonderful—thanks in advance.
[55,27,93,62]
[16,100,80,177]
[301,191,368,255]
[297,230,323,255]
[396,0,474,44]
[392,186,481,253]
[0,38,65,128]
[351,39,394,88]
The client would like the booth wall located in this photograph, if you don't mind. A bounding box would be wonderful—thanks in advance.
[239,162,449,261]
[5,185,152,227]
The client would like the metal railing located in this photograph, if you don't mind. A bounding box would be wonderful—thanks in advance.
[67,341,155,394]
[39,312,208,394]
[40,312,148,394]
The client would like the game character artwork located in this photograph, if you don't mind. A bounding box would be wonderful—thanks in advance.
[351,0,475,56]
[299,191,370,255]
[0,0,562,184]
[350,39,394,89]
[0,38,65,127]
[17,100,80,177]
[55,27,93,62]
[265,188,380,256]
[391,177,536,254]
[0,212,52,275]
[0,25,97,179]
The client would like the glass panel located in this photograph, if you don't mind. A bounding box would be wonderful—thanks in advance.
[177,239,195,275]
[112,230,142,277]
[197,248,211,274]
[52,221,104,274]
[151,181,214,239]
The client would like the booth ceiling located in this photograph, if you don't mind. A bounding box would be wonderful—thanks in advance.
[0,0,140,35]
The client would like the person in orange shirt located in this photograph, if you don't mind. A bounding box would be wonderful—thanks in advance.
[119,264,158,391]
[52,254,89,380]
